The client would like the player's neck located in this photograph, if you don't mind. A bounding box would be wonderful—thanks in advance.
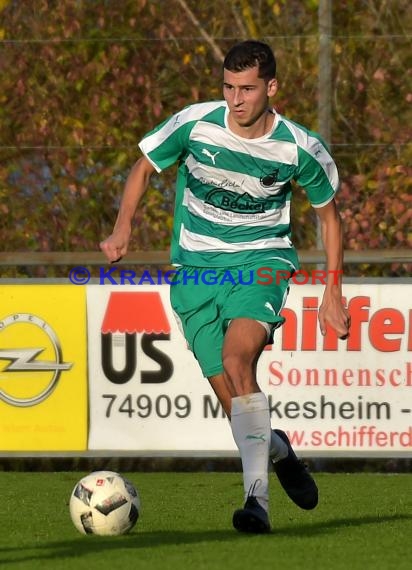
[228,108,275,139]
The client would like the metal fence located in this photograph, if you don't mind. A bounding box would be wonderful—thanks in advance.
[0,250,411,267]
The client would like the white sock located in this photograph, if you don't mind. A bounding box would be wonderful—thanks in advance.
[269,430,288,463]
[231,392,271,512]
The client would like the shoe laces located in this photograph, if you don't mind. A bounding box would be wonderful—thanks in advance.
[297,459,311,473]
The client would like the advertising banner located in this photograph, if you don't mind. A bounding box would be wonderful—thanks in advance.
[0,285,88,451]
[87,283,411,457]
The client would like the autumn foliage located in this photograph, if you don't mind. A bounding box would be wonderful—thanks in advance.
[0,0,410,276]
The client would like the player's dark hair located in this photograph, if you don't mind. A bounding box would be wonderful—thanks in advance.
[223,40,276,81]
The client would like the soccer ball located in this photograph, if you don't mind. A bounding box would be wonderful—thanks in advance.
[69,470,140,536]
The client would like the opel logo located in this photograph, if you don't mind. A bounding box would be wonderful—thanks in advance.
[0,313,72,407]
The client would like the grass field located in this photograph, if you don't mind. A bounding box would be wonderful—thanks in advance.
[0,471,411,570]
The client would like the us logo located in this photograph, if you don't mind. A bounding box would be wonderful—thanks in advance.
[0,313,72,407]
[100,292,173,384]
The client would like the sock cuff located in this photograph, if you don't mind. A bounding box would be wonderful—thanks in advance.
[231,392,268,416]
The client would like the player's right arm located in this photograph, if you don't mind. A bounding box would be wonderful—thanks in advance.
[100,156,156,263]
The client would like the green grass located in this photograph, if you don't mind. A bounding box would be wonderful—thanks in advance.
[0,472,411,570]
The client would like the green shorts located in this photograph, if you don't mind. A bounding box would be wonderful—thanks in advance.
[169,260,292,378]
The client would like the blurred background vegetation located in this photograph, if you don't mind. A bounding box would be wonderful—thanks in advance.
[0,0,411,277]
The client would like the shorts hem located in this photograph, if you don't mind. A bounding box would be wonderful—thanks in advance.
[202,364,224,379]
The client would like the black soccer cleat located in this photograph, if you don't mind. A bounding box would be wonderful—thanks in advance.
[272,429,318,510]
[232,496,271,534]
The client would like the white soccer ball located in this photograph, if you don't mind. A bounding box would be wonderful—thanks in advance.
[69,470,140,536]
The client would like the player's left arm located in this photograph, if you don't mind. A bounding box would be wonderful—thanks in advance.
[315,199,351,339]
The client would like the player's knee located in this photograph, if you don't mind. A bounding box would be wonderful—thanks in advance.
[222,353,256,392]
[223,353,241,379]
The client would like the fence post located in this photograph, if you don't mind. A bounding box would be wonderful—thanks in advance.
[317,0,333,254]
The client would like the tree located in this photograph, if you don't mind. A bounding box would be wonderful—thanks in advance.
[0,0,410,276]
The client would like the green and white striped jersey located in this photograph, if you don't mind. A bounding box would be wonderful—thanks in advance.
[138,100,339,268]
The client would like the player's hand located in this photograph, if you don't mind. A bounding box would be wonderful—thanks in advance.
[318,291,351,340]
[100,230,130,264]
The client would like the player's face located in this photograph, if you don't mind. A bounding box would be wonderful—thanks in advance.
[223,65,277,129]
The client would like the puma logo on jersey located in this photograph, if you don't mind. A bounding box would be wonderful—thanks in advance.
[202,148,220,165]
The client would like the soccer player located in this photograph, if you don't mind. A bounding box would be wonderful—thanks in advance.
[100,40,350,533]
